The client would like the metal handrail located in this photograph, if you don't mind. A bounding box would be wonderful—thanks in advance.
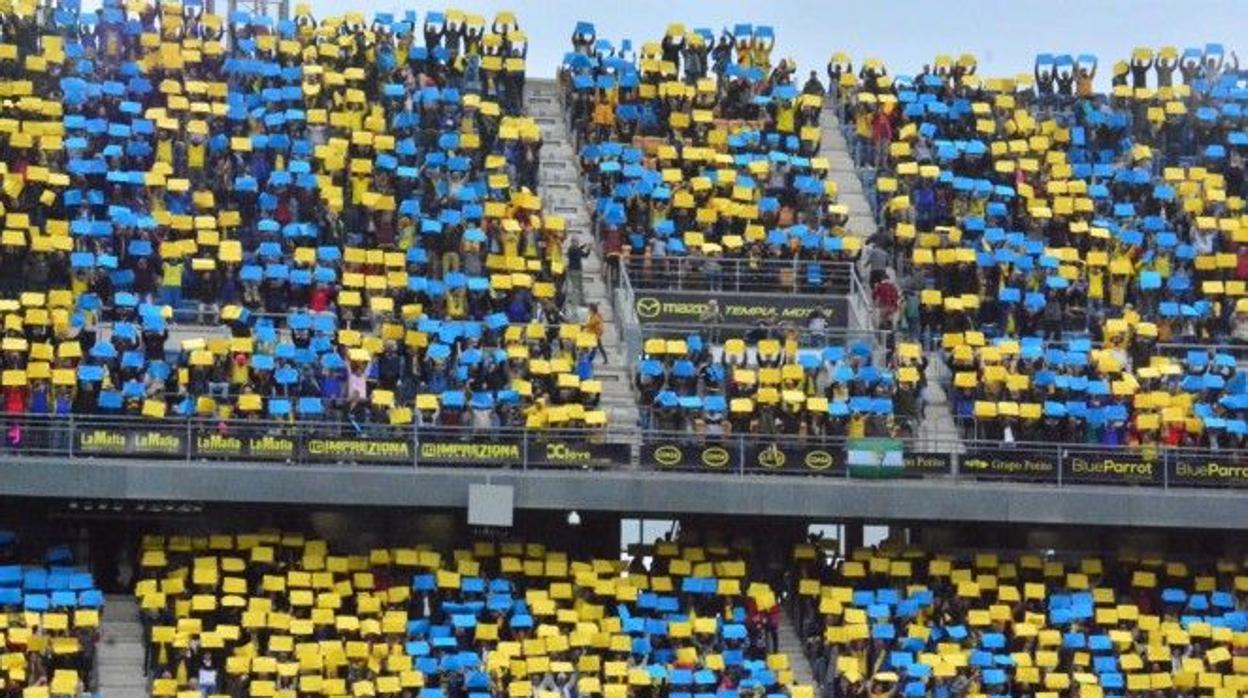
[635,427,1248,458]
[622,257,859,295]
[7,413,1248,490]
[637,322,889,344]
[634,429,1248,490]
[0,413,628,469]
[935,332,1248,362]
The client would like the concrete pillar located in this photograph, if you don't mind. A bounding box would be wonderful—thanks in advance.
[887,525,909,546]
[844,521,863,552]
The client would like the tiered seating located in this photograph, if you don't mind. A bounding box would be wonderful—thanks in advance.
[792,541,1248,696]
[0,0,602,429]
[947,331,1248,446]
[635,335,924,436]
[0,532,104,698]
[135,532,812,698]
[563,24,862,288]
[832,44,1248,445]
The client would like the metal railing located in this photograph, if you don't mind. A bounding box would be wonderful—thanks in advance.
[567,115,876,339]
[630,322,894,385]
[0,414,629,470]
[933,331,1248,365]
[638,322,889,346]
[8,413,1248,491]
[845,260,875,333]
[618,262,870,333]
[620,256,875,334]
[635,430,1248,489]
[622,257,858,296]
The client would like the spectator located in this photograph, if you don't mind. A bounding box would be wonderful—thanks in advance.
[564,236,592,308]
[136,531,807,698]
[802,70,825,96]
[872,275,900,330]
[585,303,607,364]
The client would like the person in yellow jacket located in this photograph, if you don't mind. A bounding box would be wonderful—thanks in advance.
[750,34,772,73]
[1076,56,1097,98]
[734,34,751,68]
[591,88,616,143]
[186,136,206,186]
[773,96,796,136]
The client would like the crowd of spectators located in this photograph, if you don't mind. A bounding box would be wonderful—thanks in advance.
[830,43,1248,447]
[560,22,864,299]
[558,24,913,438]
[791,539,1248,698]
[0,531,104,698]
[135,531,811,698]
[635,333,926,439]
[0,0,609,433]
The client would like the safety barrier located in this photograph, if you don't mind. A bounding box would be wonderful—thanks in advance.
[8,414,1248,490]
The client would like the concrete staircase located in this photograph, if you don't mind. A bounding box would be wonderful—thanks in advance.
[525,79,641,434]
[818,108,877,239]
[917,353,964,454]
[817,106,963,453]
[97,594,147,698]
[777,608,816,687]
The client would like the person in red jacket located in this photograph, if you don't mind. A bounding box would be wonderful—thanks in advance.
[871,107,894,170]
[766,601,781,653]
[4,379,27,447]
[873,277,900,330]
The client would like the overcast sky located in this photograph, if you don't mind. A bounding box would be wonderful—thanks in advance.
[280,0,1244,84]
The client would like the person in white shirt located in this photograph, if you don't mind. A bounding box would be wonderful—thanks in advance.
[197,655,218,698]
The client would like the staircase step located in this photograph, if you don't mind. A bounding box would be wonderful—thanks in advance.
[99,596,149,695]
[918,354,964,453]
[817,108,878,243]
[777,608,816,688]
[99,644,146,660]
[525,81,641,443]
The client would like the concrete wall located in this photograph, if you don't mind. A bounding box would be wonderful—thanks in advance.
[3,457,1247,530]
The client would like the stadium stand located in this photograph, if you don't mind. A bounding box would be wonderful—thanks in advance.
[0,531,104,698]
[635,334,926,438]
[557,24,922,440]
[790,539,1248,697]
[133,532,813,698]
[0,0,613,435]
[830,44,1248,449]
[1,3,1248,696]
[561,22,862,291]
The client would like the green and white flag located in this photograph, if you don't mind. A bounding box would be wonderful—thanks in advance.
[847,438,905,478]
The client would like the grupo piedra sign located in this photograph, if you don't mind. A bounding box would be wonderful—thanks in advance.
[902,452,954,476]
[961,450,1058,482]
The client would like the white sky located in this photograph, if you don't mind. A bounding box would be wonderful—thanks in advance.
[291,0,1247,83]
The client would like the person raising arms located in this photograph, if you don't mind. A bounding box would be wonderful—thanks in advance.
[1129,50,1152,89]
[1075,55,1097,98]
